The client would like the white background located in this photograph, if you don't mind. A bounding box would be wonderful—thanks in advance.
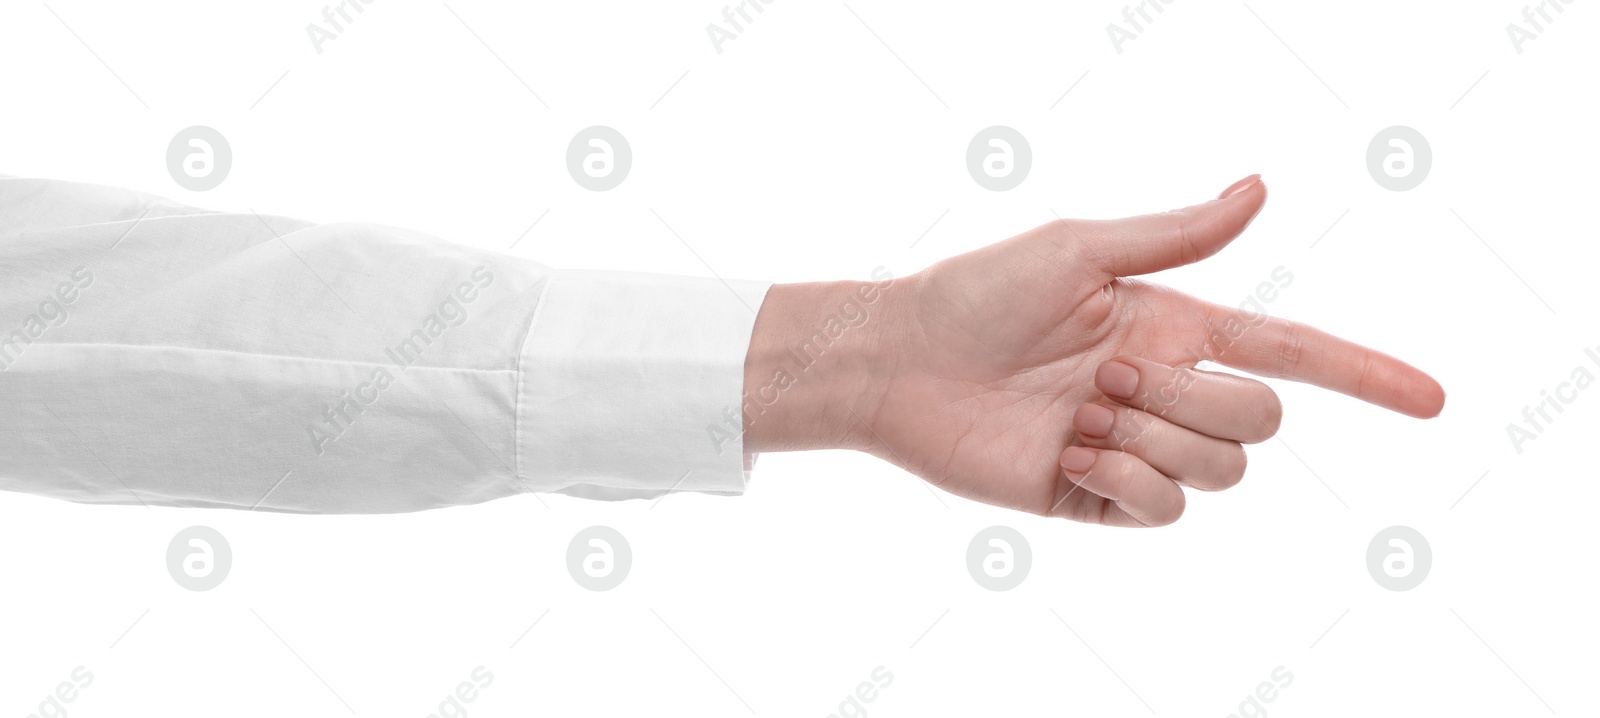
[2,1,1596,716]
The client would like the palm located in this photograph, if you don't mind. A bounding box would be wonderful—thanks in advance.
[867,225,1208,521]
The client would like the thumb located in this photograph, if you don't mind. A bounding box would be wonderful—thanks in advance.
[1073,175,1267,279]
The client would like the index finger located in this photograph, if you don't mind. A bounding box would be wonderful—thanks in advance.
[1200,305,1446,419]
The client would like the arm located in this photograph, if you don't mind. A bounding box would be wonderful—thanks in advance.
[0,175,768,512]
[1,174,1440,522]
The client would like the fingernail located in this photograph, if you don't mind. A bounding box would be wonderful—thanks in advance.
[1061,446,1097,474]
[1097,360,1140,400]
[1075,403,1116,438]
[1219,174,1262,199]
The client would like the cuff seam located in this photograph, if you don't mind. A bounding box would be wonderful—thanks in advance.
[512,273,555,490]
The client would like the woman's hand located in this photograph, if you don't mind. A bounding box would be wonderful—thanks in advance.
[744,176,1445,526]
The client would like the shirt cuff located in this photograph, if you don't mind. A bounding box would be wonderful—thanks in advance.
[516,269,771,500]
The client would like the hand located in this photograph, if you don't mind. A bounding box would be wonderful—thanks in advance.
[744,175,1445,527]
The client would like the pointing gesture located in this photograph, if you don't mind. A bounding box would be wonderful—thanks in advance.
[745,176,1446,526]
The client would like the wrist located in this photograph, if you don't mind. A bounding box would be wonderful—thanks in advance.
[741,271,903,453]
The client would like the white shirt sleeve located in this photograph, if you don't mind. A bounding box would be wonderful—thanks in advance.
[0,176,771,513]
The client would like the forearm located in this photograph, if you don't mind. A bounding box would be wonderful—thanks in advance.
[740,275,902,454]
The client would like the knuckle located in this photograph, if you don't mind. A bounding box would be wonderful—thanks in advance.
[1105,453,1141,488]
[1111,409,1154,452]
[1169,211,1200,267]
[1094,453,1145,500]
[1275,325,1305,376]
[1354,350,1376,402]
[1144,366,1191,416]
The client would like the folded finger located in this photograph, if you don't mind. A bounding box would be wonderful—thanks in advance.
[1059,446,1185,527]
[1095,356,1282,443]
[1073,402,1247,491]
